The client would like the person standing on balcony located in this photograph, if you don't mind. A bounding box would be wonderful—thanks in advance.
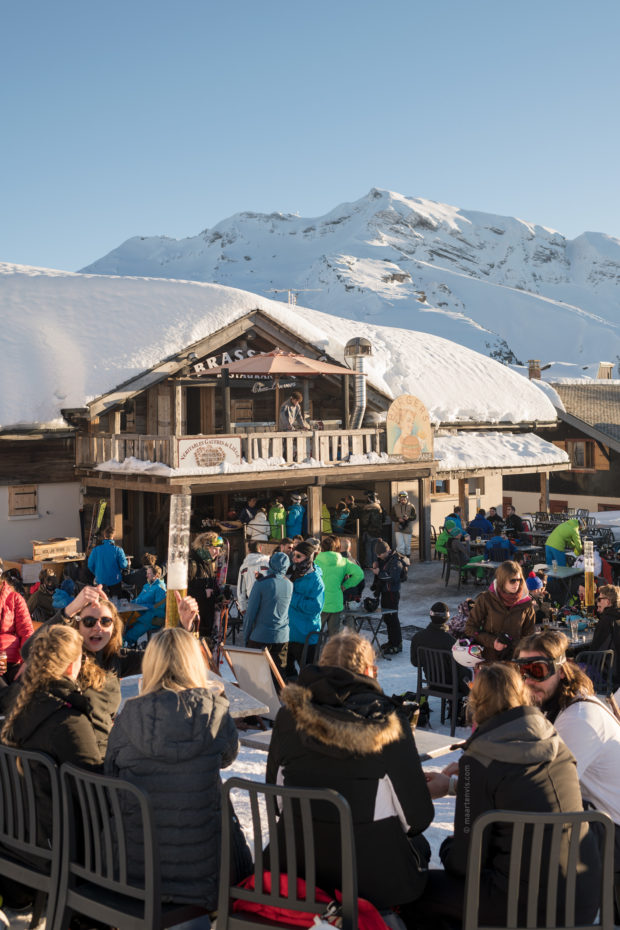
[391,491,417,560]
[87,527,128,598]
[279,391,309,431]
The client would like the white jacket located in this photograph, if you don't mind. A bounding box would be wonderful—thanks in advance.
[246,511,270,541]
[237,552,271,611]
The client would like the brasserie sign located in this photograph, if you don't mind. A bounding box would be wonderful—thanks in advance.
[193,346,263,374]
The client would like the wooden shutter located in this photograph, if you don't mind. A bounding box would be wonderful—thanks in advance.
[594,442,610,471]
[9,485,38,516]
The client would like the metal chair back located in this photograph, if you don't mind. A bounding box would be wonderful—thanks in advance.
[463,808,615,930]
[416,646,464,737]
[218,777,358,930]
[52,763,206,930]
[0,744,61,929]
[300,629,328,668]
[576,649,615,694]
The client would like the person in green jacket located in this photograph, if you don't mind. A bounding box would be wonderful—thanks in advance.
[545,518,582,567]
[321,503,332,534]
[315,536,365,637]
[268,496,287,541]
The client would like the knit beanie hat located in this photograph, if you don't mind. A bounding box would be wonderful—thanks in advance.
[526,572,543,591]
[294,541,315,560]
[429,601,450,624]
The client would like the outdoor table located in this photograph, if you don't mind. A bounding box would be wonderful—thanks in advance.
[352,612,386,649]
[462,560,501,577]
[546,565,583,600]
[238,726,464,760]
[119,674,270,720]
[415,729,464,761]
[110,599,149,616]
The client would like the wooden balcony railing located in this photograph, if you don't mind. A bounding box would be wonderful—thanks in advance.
[76,427,388,471]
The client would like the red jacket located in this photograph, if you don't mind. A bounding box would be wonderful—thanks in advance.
[0,581,34,664]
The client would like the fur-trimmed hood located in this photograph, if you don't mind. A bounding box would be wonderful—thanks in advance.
[281,665,403,756]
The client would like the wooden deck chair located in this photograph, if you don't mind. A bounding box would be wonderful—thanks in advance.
[222,645,285,720]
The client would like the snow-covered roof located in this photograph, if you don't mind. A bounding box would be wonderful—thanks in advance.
[0,262,558,430]
[434,432,569,473]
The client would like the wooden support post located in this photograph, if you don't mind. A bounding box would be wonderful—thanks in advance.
[539,471,550,512]
[173,383,183,436]
[418,477,432,562]
[458,478,469,526]
[111,410,121,434]
[307,486,322,536]
[109,488,123,542]
[343,376,350,429]
[222,369,231,434]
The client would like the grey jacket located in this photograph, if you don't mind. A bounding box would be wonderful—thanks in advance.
[104,686,238,909]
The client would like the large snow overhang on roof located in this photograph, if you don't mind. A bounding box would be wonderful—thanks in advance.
[0,264,558,430]
[434,431,570,478]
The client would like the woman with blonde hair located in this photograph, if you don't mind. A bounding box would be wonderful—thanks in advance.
[465,560,535,661]
[417,662,601,929]
[267,630,433,916]
[104,627,240,913]
[1,625,101,846]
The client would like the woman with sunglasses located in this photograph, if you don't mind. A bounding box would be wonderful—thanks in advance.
[465,560,535,661]
[267,630,433,916]
[22,583,199,756]
[418,662,601,929]
[590,584,620,689]
[285,541,325,678]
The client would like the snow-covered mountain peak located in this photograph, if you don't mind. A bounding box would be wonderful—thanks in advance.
[80,189,620,366]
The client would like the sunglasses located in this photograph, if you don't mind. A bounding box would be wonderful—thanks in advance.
[507,578,522,585]
[292,552,306,560]
[78,615,114,629]
[512,656,566,681]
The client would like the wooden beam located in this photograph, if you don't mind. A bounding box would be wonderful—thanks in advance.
[307,486,322,536]
[109,488,123,540]
[539,471,550,512]
[418,477,432,562]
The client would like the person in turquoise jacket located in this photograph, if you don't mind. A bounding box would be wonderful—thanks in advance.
[286,494,305,538]
[546,518,583,567]
[242,551,292,676]
[314,537,365,636]
[123,565,167,645]
[268,497,287,541]
[285,542,325,678]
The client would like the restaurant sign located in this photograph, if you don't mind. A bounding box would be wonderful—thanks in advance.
[251,379,297,393]
[178,437,242,468]
[386,394,433,461]
[193,346,263,374]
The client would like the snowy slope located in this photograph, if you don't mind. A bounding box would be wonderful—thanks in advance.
[81,188,620,365]
[0,263,556,430]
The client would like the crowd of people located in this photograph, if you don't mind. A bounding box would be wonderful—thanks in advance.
[1,497,620,929]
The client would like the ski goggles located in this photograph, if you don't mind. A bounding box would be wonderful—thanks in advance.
[456,639,484,659]
[511,655,566,681]
[78,615,115,629]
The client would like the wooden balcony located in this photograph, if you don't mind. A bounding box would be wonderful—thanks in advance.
[76,427,393,471]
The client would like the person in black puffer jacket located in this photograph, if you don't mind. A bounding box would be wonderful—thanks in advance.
[105,626,243,911]
[590,584,620,688]
[266,630,434,913]
[1,625,101,847]
[420,662,602,929]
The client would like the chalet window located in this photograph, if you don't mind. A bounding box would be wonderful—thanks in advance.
[431,479,450,494]
[567,441,594,470]
[9,485,38,517]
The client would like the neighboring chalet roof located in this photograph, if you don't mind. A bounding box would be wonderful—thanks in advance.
[543,381,620,454]
[435,431,569,477]
[0,263,557,431]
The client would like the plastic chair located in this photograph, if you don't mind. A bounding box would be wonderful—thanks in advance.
[444,544,464,590]
[415,646,469,737]
[463,809,615,930]
[300,629,329,668]
[576,649,615,694]
[218,777,358,930]
[52,764,208,930]
[0,745,61,930]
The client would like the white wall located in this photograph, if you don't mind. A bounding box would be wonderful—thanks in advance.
[0,483,82,558]
[430,473,504,529]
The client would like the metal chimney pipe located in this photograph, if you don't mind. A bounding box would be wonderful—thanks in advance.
[344,338,373,429]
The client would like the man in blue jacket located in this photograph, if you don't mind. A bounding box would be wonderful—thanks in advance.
[87,527,128,597]
[242,551,292,677]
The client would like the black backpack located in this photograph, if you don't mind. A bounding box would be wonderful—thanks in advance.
[397,553,410,582]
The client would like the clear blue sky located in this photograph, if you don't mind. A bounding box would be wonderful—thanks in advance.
[2,0,620,271]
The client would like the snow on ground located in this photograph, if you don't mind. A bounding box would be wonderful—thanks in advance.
[0,262,557,431]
